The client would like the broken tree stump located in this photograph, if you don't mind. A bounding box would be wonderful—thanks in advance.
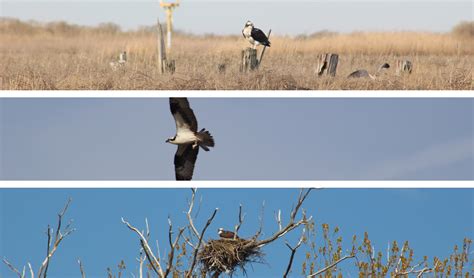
[316,53,339,77]
[240,48,259,72]
[396,59,413,75]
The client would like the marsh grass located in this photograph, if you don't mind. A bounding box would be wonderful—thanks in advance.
[1,19,472,90]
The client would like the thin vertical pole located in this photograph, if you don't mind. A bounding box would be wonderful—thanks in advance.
[166,8,172,49]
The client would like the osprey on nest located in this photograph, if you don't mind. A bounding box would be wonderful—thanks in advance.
[166,98,215,180]
[218,228,239,239]
[242,20,271,49]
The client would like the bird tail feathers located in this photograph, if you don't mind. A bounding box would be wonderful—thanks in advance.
[197,128,215,151]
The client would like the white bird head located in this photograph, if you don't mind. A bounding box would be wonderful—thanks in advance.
[218,227,224,235]
[244,20,254,28]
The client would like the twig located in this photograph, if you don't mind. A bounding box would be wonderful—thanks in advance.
[28,263,34,278]
[233,204,245,239]
[275,209,282,231]
[121,218,165,278]
[2,257,23,278]
[77,259,85,278]
[258,29,272,68]
[138,251,145,278]
[307,255,355,277]
[164,217,185,277]
[283,228,305,278]
[253,200,266,240]
[38,198,75,278]
[187,208,219,277]
[250,189,312,249]
[186,188,201,240]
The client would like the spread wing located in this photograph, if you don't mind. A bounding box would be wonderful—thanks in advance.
[251,28,269,44]
[170,98,198,133]
[174,144,199,181]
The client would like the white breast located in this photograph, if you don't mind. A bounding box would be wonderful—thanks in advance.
[173,129,196,145]
[243,26,252,38]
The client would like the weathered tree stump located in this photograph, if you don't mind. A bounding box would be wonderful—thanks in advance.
[240,48,259,72]
[316,53,339,77]
[396,59,413,75]
[157,17,175,74]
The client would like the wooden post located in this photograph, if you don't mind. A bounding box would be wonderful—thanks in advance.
[157,18,166,74]
[396,59,413,75]
[316,53,339,77]
[240,48,258,72]
[157,17,175,74]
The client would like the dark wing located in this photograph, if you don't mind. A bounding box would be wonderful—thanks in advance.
[170,98,198,133]
[251,28,270,45]
[174,144,199,181]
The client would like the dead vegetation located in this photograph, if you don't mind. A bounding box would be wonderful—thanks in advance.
[1,18,473,90]
[198,238,264,276]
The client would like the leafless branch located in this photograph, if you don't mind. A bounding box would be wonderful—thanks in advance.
[38,198,75,278]
[307,255,355,277]
[186,188,201,240]
[164,218,185,277]
[2,257,23,278]
[27,263,34,278]
[137,251,145,278]
[233,204,245,239]
[187,208,219,277]
[182,235,196,249]
[283,228,305,278]
[395,260,439,277]
[121,218,165,278]
[252,200,266,240]
[77,259,85,278]
[249,189,312,249]
[275,209,282,231]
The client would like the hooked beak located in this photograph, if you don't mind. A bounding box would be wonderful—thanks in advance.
[165,139,170,143]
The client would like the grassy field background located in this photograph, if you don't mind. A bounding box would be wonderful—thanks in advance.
[1,19,472,90]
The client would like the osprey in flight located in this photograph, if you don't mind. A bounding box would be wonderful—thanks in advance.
[166,98,215,180]
[218,228,239,239]
[242,20,271,49]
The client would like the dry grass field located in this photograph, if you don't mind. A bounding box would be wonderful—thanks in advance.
[1,19,473,90]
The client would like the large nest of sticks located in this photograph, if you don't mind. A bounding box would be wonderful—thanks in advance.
[198,238,264,276]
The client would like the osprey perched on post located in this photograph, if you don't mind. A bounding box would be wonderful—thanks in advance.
[242,20,271,49]
[166,98,215,180]
[218,228,239,239]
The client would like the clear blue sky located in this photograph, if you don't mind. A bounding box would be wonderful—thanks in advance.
[0,188,472,277]
[2,1,472,34]
[1,98,473,180]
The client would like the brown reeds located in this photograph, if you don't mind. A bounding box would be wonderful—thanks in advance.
[1,18,472,90]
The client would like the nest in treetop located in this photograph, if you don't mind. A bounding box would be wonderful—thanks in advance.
[198,238,264,276]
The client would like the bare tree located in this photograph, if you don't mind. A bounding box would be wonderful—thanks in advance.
[3,198,75,278]
[122,188,218,278]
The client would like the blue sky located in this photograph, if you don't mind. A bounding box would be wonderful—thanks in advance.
[1,1,472,34]
[0,188,472,277]
[1,98,473,180]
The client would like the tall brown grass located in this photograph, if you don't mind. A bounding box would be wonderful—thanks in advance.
[1,18,472,90]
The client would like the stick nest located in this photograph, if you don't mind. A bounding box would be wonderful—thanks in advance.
[198,238,264,276]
